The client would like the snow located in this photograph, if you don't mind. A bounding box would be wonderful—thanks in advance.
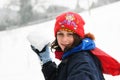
[0,0,10,8]
[0,1,120,80]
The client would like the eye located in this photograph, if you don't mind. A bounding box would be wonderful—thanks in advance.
[68,33,73,35]
[67,33,74,36]
[57,32,63,36]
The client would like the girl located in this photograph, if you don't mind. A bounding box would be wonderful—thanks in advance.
[30,12,120,80]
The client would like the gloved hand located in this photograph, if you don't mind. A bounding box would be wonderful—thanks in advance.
[27,31,54,64]
[31,43,52,64]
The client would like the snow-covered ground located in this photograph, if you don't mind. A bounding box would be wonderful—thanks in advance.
[0,1,120,80]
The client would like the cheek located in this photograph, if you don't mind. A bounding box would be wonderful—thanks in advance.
[57,39,64,51]
[69,38,74,45]
[57,37,61,45]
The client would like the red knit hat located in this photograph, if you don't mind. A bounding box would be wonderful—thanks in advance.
[54,11,85,38]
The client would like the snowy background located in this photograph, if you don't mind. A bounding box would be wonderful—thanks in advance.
[0,1,120,80]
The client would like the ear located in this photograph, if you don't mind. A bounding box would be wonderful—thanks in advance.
[85,32,95,40]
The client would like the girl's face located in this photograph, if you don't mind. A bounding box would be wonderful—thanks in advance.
[56,30,74,51]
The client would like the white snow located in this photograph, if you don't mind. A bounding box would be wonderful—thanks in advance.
[0,1,120,80]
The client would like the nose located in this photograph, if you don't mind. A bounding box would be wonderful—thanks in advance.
[61,35,69,43]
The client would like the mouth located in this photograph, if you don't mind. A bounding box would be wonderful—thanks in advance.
[61,43,72,49]
[61,43,69,47]
[60,43,72,51]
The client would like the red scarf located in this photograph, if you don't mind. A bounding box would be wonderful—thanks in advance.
[55,48,120,76]
[55,51,64,60]
[91,47,120,76]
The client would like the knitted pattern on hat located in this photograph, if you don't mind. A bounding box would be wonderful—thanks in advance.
[54,11,85,38]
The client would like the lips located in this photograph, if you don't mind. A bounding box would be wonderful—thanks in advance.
[61,43,69,47]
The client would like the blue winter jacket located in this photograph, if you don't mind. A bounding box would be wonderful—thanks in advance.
[42,38,105,80]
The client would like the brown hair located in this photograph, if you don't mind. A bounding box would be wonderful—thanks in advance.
[51,33,82,52]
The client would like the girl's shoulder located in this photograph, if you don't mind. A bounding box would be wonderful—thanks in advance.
[70,50,92,59]
[68,50,99,64]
